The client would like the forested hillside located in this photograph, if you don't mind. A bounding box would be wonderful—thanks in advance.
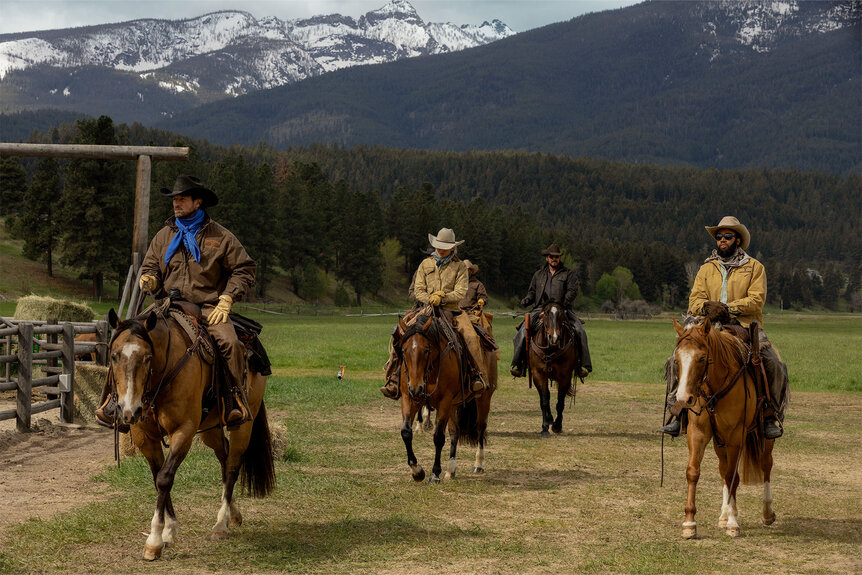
[1,117,858,312]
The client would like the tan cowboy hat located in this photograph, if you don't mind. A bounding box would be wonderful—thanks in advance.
[161,175,218,207]
[705,216,750,250]
[428,228,465,249]
[541,243,562,256]
[462,259,479,273]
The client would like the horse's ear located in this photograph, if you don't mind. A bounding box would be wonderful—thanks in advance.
[422,317,433,331]
[398,317,408,332]
[108,309,119,329]
[673,318,684,336]
[145,311,158,331]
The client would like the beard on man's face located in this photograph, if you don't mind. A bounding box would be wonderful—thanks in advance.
[717,242,738,258]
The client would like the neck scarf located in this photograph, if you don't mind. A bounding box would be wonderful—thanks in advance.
[165,209,206,265]
[705,248,750,303]
[434,251,455,269]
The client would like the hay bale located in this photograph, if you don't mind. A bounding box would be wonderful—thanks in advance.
[14,295,95,323]
[73,364,107,426]
[270,419,288,460]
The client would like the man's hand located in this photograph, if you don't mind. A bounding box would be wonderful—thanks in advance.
[431,290,446,298]
[477,298,485,308]
[520,297,531,308]
[428,293,443,307]
[139,274,159,292]
[701,300,731,323]
[207,294,233,325]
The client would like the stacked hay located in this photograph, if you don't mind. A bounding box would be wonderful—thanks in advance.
[14,295,95,322]
[73,364,107,426]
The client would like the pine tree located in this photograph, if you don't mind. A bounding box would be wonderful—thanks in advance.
[19,158,61,276]
[0,156,27,217]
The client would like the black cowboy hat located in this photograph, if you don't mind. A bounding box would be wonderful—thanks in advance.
[541,243,562,256]
[160,175,218,207]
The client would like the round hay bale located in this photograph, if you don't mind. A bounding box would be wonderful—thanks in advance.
[14,295,95,323]
[120,431,137,456]
[270,419,288,460]
[73,364,108,426]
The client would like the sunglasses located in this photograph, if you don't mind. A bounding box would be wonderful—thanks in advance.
[715,233,736,241]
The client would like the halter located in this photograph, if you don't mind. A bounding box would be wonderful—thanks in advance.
[530,304,576,376]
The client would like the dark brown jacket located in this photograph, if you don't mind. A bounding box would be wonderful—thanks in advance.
[521,264,578,310]
[141,214,255,306]
[460,278,488,311]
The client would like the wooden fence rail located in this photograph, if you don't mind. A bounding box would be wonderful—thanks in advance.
[0,318,109,431]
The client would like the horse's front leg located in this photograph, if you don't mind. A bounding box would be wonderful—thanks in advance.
[444,417,458,480]
[400,398,424,482]
[429,400,452,483]
[552,375,570,434]
[535,376,553,437]
[721,445,743,538]
[143,426,195,560]
[683,424,709,539]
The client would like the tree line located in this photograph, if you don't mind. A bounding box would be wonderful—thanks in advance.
[1,116,858,312]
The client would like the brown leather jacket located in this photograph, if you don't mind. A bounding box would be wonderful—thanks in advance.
[460,278,488,312]
[141,214,256,306]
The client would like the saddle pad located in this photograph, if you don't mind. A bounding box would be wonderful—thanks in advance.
[169,309,215,364]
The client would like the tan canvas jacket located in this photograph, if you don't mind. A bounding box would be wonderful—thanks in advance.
[688,258,766,327]
[413,256,468,311]
[141,215,256,306]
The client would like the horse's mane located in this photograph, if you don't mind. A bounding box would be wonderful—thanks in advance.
[111,318,154,350]
[704,325,747,367]
[401,314,439,342]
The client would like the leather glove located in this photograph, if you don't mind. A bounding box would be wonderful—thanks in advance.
[477,298,485,308]
[207,294,233,325]
[701,300,731,324]
[139,274,159,292]
[520,297,531,308]
[431,290,446,298]
[428,293,443,307]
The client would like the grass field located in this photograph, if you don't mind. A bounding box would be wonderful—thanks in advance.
[0,313,860,574]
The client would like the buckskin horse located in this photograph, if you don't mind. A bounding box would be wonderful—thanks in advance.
[671,317,776,539]
[526,302,580,436]
[106,308,275,560]
[397,310,497,483]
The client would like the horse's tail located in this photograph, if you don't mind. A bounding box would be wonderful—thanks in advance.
[456,398,483,447]
[240,401,276,498]
[740,427,765,485]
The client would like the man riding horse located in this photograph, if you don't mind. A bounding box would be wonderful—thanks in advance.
[380,228,489,400]
[96,175,255,428]
[510,243,592,379]
[660,216,789,439]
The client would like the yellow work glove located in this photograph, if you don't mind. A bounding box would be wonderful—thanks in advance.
[139,274,159,292]
[428,293,443,307]
[431,290,446,298]
[477,298,485,308]
[207,294,233,325]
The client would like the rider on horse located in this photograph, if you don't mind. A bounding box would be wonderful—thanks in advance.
[660,216,789,439]
[380,228,490,400]
[510,243,592,379]
[96,175,256,428]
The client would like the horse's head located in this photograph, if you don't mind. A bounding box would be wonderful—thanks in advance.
[672,318,710,408]
[399,315,438,399]
[108,309,158,426]
[540,302,567,346]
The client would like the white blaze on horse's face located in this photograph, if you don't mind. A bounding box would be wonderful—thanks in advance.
[111,335,152,424]
[546,304,561,346]
[675,332,706,407]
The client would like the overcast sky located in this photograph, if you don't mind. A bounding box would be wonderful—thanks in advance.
[0,1,641,35]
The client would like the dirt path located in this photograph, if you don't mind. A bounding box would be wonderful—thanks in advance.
[0,417,116,540]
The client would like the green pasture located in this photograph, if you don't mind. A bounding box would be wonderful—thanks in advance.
[1,313,860,574]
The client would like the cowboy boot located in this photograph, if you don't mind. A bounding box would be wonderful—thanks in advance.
[380,358,401,399]
[94,394,130,433]
[659,411,686,437]
[470,368,487,395]
[510,328,526,377]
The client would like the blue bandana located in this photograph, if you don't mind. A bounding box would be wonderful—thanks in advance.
[433,251,455,268]
[164,209,205,264]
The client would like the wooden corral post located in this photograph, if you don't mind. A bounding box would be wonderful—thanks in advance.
[95,319,109,366]
[60,323,75,423]
[16,323,33,432]
[133,155,152,264]
[45,318,58,400]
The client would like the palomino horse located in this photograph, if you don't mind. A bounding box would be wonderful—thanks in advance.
[672,318,775,539]
[526,302,579,436]
[107,309,275,560]
[397,311,497,483]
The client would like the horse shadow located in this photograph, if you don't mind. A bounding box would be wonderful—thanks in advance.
[479,467,599,490]
[770,517,862,545]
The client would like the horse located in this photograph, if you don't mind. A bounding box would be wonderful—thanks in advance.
[397,311,497,483]
[526,302,579,436]
[672,317,776,539]
[106,308,275,560]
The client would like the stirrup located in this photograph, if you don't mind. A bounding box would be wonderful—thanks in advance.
[510,364,525,378]
[380,381,401,400]
[94,396,130,433]
[659,417,681,437]
[763,418,783,439]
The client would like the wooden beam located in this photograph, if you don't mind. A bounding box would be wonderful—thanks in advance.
[0,142,188,161]
[133,154,152,262]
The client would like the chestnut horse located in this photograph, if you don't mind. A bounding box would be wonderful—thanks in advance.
[397,311,497,483]
[527,302,579,436]
[107,309,275,560]
[672,318,775,539]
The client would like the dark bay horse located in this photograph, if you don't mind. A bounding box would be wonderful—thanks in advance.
[397,312,497,483]
[527,302,579,436]
[672,318,776,539]
[107,309,275,560]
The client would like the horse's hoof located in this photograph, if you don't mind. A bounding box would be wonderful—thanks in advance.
[211,530,230,541]
[473,466,485,474]
[428,474,441,484]
[444,471,455,480]
[413,469,426,482]
[725,526,740,538]
[551,424,562,434]
[230,514,243,528]
[762,512,776,526]
[540,430,551,438]
[142,545,162,561]
[682,523,697,539]
[718,518,728,528]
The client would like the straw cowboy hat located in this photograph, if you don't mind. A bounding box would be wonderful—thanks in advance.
[161,175,219,207]
[428,228,465,249]
[462,260,479,273]
[541,243,562,256]
[705,216,750,250]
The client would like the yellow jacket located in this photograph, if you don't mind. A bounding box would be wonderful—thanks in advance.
[413,256,468,311]
[688,257,766,327]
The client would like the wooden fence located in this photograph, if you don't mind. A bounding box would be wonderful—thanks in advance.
[0,318,109,431]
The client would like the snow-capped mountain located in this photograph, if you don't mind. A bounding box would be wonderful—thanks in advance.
[0,0,514,96]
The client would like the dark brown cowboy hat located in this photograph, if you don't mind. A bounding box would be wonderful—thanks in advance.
[541,243,562,256]
[160,175,218,207]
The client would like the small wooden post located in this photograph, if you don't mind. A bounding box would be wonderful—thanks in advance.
[60,323,75,423]
[16,323,33,432]
[46,318,58,400]
[133,154,152,264]
[96,319,109,366]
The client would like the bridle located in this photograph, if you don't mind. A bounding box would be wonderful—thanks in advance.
[530,304,576,373]
[398,318,457,403]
